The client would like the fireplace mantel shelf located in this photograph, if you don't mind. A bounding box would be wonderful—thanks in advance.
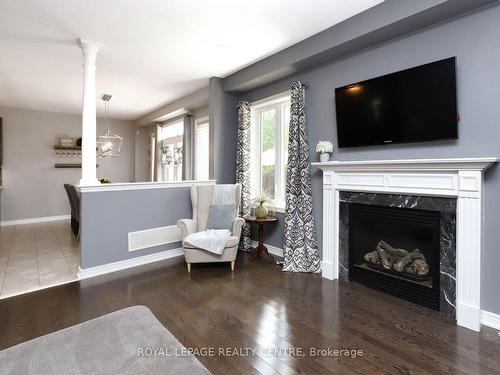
[312,157,498,171]
[315,156,498,332]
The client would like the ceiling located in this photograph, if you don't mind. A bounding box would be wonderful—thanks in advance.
[0,0,384,120]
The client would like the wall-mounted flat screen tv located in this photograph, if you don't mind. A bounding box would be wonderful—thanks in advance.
[335,57,458,148]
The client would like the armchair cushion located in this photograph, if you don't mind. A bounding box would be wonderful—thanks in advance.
[206,204,236,231]
[184,235,239,250]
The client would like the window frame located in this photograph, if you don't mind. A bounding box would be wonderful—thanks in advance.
[158,119,184,182]
[250,92,291,212]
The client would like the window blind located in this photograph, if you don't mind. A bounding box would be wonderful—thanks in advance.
[195,121,209,180]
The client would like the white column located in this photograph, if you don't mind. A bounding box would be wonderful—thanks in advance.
[456,170,482,332]
[79,39,100,186]
[322,171,337,280]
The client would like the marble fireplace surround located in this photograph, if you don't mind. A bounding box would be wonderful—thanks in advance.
[312,158,498,332]
[338,192,457,319]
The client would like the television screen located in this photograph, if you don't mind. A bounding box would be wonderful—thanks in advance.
[335,57,458,148]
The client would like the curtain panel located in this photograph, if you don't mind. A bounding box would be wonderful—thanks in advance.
[236,101,252,251]
[282,81,321,273]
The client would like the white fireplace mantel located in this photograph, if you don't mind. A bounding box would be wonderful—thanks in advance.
[312,157,498,332]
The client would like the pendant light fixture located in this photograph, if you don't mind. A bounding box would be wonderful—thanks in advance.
[97,94,122,157]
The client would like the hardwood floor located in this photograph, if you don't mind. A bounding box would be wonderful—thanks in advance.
[0,253,499,374]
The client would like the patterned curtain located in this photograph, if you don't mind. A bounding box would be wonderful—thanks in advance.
[236,101,252,251]
[282,81,321,273]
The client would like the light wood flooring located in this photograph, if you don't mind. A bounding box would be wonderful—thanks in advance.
[0,220,79,298]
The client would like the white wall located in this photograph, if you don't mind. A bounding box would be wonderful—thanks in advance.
[193,105,208,121]
[0,106,135,222]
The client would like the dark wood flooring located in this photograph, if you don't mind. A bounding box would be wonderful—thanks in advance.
[0,253,499,374]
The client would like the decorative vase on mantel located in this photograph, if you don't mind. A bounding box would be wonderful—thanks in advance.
[316,140,334,163]
[320,152,331,162]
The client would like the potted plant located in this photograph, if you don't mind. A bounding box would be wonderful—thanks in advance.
[253,193,273,218]
[316,141,334,162]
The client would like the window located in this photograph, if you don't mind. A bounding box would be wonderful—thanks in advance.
[158,120,183,182]
[195,117,210,180]
[251,93,290,210]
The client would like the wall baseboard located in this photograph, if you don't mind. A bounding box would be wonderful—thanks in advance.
[78,248,184,280]
[481,310,500,331]
[1,214,71,227]
[251,240,283,258]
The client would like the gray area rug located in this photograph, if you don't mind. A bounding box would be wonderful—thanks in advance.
[0,305,211,375]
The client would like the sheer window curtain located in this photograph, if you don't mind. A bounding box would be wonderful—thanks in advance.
[236,101,252,251]
[282,81,321,273]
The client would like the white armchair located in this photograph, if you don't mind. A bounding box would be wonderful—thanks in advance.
[178,184,244,272]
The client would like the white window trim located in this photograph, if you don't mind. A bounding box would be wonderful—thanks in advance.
[252,92,291,108]
[250,92,290,213]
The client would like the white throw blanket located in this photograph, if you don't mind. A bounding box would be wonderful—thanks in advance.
[184,229,231,255]
[212,184,237,205]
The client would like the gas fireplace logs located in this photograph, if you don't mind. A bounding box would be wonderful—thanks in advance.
[363,240,430,278]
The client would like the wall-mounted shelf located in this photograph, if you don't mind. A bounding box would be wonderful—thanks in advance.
[55,163,99,168]
[54,145,81,150]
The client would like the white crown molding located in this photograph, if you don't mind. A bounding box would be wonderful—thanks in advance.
[79,180,216,193]
[315,157,498,332]
[0,214,71,227]
[78,248,184,280]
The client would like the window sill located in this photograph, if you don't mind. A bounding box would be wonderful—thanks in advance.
[273,207,285,214]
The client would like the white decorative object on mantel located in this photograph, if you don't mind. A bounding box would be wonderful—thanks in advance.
[320,153,330,163]
[316,141,333,162]
[312,158,498,332]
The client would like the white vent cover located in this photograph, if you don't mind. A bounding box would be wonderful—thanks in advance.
[128,225,181,252]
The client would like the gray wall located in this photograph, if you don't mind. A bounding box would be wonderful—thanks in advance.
[234,4,500,314]
[193,105,208,121]
[80,186,191,268]
[209,77,238,183]
[0,107,135,221]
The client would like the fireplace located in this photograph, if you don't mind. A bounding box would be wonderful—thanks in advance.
[348,203,441,310]
[314,158,497,331]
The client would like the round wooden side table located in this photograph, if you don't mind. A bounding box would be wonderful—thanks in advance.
[244,216,278,261]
